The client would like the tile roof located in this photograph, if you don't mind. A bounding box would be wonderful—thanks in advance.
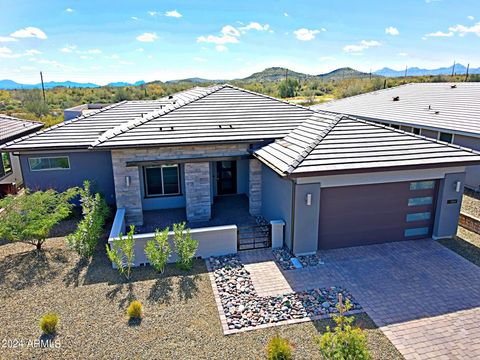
[0,115,43,144]
[254,113,480,176]
[311,82,480,138]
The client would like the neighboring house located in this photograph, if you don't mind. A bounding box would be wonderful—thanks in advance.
[2,85,480,256]
[0,115,43,196]
[312,82,480,190]
[64,103,110,121]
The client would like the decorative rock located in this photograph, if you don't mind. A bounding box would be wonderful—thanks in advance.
[272,247,323,270]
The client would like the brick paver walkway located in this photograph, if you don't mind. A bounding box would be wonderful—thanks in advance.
[280,240,480,360]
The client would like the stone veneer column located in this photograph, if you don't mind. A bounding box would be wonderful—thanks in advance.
[185,162,211,221]
[111,150,144,226]
[249,159,262,216]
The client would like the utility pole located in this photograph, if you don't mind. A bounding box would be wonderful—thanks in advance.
[285,68,288,82]
[465,63,470,82]
[451,61,456,76]
[40,71,46,101]
[404,66,408,79]
[369,68,372,80]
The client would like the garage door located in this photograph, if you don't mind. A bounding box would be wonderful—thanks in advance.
[318,180,437,249]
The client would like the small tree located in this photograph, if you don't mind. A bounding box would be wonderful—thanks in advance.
[145,227,171,273]
[0,188,77,250]
[317,293,371,360]
[106,225,136,279]
[267,334,293,360]
[172,222,198,270]
[67,181,109,258]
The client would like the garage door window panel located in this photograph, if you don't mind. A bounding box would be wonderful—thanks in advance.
[408,197,433,206]
[404,227,429,237]
[406,212,431,222]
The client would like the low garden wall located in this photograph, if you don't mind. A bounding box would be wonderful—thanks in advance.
[108,208,237,267]
[458,212,480,234]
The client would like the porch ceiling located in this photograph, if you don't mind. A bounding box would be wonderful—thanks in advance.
[126,154,252,167]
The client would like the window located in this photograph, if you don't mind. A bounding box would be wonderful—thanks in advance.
[408,197,433,206]
[1,152,12,177]
[29,156,70,171]
[406,212,431,222]
[410,181,435,190]
[439,132,453,143]
[391,124,400,129]
[404,227,429,237]
[144,164,180,197]
[413,127,421,135]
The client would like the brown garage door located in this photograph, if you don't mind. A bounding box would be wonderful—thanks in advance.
[318,180,437,249]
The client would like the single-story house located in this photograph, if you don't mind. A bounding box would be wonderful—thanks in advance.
[2,84,480,256]
[0,114,43,196]
[312,82,480,190]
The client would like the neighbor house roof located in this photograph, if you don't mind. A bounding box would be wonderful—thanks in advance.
[311,82,480,138]
[3,85,315,151]
[0,115,43,144]
[254,113,480,177]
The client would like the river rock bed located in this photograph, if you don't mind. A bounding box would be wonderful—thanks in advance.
[273,248,323,270]
[209,255,361,331]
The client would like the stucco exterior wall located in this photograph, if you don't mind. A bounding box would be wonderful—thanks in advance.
[452,134,480,190]
[292,183,321,255]
[19,151,115,203]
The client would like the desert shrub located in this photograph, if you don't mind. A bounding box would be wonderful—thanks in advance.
[145,227,171,273]
[0,188,78,250]
[106,225,136,279]
[317,294,370,360]
[39,313,59,335]
[267,334,293,360]
[172,222,198,270]
[67,181,109,258]
[127,300,143,319]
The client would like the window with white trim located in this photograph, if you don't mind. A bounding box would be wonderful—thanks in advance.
[28,156,70,171]
[144,164,180,197]
[438,132,453,143]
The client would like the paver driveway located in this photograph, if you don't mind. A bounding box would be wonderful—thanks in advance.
[243,240,480,359]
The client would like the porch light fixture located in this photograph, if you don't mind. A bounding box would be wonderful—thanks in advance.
[125,176,131,187]
[454,181,461,193]
[305,193,312,206]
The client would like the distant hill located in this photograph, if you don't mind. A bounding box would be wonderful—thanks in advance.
[107,80,146,87]
[241,67,315,82]
[165,77,223,84]
[0,79,145,90]
[318,67,373,80]
[374,63,480,77]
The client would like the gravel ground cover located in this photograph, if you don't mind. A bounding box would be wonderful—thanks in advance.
[461,190,480,218]
[273,248,323,270]
[440,226,480,267]
[0,225,402,359]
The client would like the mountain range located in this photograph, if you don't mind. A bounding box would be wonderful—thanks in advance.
[1,63,478,89]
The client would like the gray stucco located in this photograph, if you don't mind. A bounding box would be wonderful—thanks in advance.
[292,183,321,255]
[261,165,293,249]
[433,172,466,239]
[19,151,115,203]
[452,134,480,190]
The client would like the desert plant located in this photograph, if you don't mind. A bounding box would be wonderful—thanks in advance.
[127,300,143,319]
[317,294,370,360]
[267,334,293,360]
[67,181,109,258]
[106,225,136,279]
[0,188,78,250]
[172,222,198,270]
[39,313,59,335]
[145,227,171,273]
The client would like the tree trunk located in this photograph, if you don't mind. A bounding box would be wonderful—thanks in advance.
[36,241,42,251]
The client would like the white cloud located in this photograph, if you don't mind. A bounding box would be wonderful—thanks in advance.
[24,49,41,56]
[65,8,74,13]
[87,49,102,54]
[284,12,289,17]
[61,44,77,53]
[0,36,17,42]
[131,16,139,21]
[80,55,93,60]
[385,26,399,36]
[165,10,182,18]
[425,30,454,37]
[0,47,18,58]
[136,48,144,52]
[148,11,157,16]
[425,0,441,3]
[397,52,408,56]
[293,28,322,41]
[136,32,158,42]
[319,56,335,61]
[468,15,474,20]
[239,22,269,32]
[197,25,240,44]
[449,22,480,36]
[215,45,228,52]
[193,56,207,62]
[343,40,381,52]
[10,26,47,40]
[36,59,68,69]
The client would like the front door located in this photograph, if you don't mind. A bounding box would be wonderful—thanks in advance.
[216,161,237,195]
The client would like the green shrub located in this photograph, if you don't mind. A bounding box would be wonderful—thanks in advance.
[145,227,171,273]
[106,225,136,279]
[39,313,59,335]
[267,334,293,360]
[172,222,198,270]
[67,181,109,258]
[317,294,370,360]
[127,300,143,319]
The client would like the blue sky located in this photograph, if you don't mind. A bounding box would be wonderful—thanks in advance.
[0,0,479,84]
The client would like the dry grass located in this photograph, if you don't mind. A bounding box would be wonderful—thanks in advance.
[439,226,480,267]
[0,225,402,359]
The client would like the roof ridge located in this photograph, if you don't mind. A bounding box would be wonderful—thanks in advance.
[0,100,127,149]
[0,114,43,126]
[285,113,345,174]
[90,85,226,148]
[344,115,480,156]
